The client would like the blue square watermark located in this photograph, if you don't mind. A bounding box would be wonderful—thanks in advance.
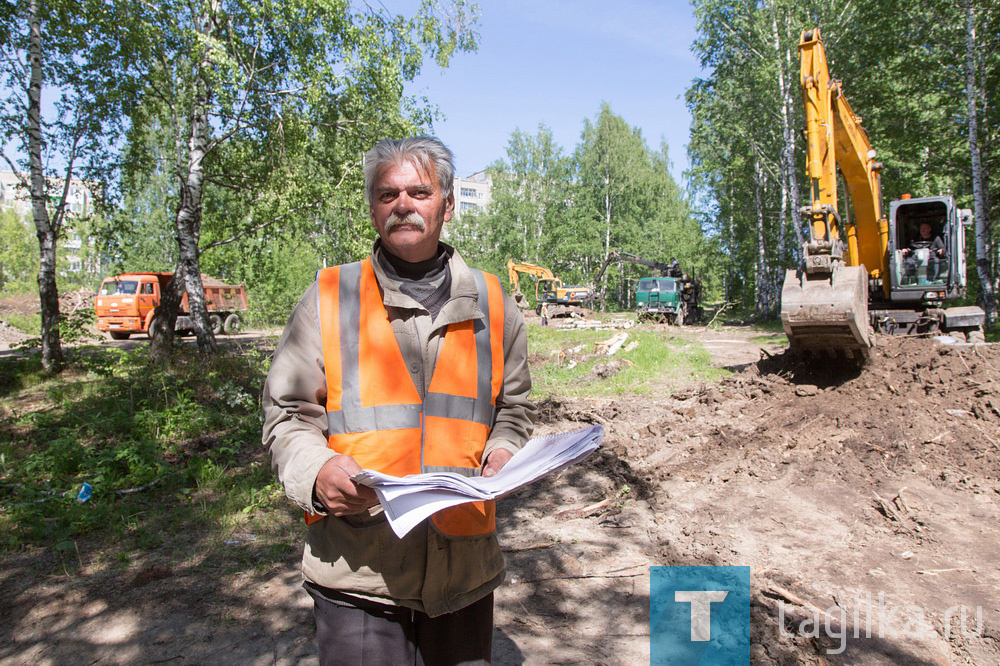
[650,566,752,665]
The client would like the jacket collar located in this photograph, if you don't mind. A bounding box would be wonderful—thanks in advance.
[370,240,484,327]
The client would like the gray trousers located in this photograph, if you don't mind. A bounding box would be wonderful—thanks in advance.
[306,583,493,666]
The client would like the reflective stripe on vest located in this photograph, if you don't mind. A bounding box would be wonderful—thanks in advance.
[307,258,505,537]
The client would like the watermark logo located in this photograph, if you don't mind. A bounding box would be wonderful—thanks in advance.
[778,591,984,655]
[650,566,752,665]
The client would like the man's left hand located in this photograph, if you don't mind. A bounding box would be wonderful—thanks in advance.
[482,449,513,478]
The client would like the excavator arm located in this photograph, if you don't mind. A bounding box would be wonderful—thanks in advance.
[781,28,885,359]
[799,29,889,282]
[593,251,671,285]
[507,260,560,308]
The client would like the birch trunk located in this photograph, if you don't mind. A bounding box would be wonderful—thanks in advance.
[149,2,219,359]
[776,14,803,259]
[754,157,772,315]
[27,0,64,372]
[964,2,996,323]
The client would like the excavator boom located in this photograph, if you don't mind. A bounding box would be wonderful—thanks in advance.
[781,28,881,360]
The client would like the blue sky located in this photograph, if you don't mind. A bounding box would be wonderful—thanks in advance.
[3,2,703,188]
[403,0,704,184]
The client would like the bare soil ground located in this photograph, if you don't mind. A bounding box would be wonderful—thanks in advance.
[2,314,999,665]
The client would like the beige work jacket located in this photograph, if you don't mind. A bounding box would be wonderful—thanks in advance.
[263,242,536,617]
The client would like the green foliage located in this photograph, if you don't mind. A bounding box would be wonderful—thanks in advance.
[526,320,727,399]
[2,311,40,335]
[686,0,1000,314]
[453,111,719,311]
[0,346,272,550]
[11,308,101,353]
[106,0,479,348]
[0,211,39,292]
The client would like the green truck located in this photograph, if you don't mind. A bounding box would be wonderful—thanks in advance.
[635,276,702,325]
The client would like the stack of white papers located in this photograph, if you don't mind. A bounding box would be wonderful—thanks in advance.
[352,425,604,538]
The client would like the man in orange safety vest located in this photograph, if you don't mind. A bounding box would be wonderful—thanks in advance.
[263,136,536,665]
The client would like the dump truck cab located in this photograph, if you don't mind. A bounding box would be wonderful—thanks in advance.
[96,274,167,338]
[635,277,684,324]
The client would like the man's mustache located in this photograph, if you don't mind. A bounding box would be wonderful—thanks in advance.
[385,212,426,232]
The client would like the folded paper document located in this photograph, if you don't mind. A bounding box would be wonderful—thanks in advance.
[352,425,604,538]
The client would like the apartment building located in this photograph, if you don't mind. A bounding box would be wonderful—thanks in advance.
[452,170,491,217]
[1,170,97,276]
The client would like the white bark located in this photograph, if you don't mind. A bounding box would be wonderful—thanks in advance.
[150,0,220,358]
[754,157,772,315]
[27,0,64,372]
[964,2,995,323]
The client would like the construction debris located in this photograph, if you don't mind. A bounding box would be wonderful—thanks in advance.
[555,317,634,330]
[596,332,629,356]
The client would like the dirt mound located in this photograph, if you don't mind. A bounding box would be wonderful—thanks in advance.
[0,293,37,317]
[498,335,1000,664]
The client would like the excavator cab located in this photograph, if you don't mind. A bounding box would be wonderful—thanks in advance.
[887,195,969,302]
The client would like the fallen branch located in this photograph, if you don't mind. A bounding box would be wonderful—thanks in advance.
[766,583,844,628]
[554,498,610,520]
[706,302,731,327]
[595,332,629,356]
[502,541,558,552]
[515,563,648,584]
[115,473,176,496]
[873,492,907,524]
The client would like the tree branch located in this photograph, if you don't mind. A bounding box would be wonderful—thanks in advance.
[200,200,324,252]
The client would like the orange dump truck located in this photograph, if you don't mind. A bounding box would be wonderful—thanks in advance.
[95,272,249,340]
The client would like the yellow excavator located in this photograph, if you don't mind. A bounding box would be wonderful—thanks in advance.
[781,28,985,360]
[506,259,593,316]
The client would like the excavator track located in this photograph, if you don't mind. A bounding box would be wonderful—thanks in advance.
[780,265,873,361]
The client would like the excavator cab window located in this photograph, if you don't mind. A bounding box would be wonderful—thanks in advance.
[893,200,949,287]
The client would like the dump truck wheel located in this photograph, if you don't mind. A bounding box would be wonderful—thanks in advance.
[109,331,130,340]
[223,313,242,335]
[209,314,223,335]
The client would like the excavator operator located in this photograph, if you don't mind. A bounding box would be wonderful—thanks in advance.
[901,222,946,282]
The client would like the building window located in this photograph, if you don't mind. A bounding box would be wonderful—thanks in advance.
[460,187,477,198]
[460,202,481,212]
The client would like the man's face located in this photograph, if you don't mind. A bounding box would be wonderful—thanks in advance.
[369,160,454,263]
[919,223,932,239]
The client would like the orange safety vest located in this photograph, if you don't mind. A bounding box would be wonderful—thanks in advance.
[307,258,505,537]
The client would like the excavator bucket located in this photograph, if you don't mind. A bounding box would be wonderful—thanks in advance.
[780,265,872,361]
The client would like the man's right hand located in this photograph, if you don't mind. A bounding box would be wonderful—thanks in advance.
[314,455,379,516]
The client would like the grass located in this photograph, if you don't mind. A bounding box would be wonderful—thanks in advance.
[3,311,41,335]
[750,330,788,346]
[0,314,738,578]
[0,344,295,576]
[527,317,728,399]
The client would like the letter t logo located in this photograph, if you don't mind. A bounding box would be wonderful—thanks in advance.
[674,591,729,641]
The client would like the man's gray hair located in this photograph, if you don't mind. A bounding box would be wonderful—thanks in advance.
[364,136,455,205]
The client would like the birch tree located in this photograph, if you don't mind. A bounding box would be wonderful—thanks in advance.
[129,0,479,358]
[0,0,142,371]
[963,0,995,322]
